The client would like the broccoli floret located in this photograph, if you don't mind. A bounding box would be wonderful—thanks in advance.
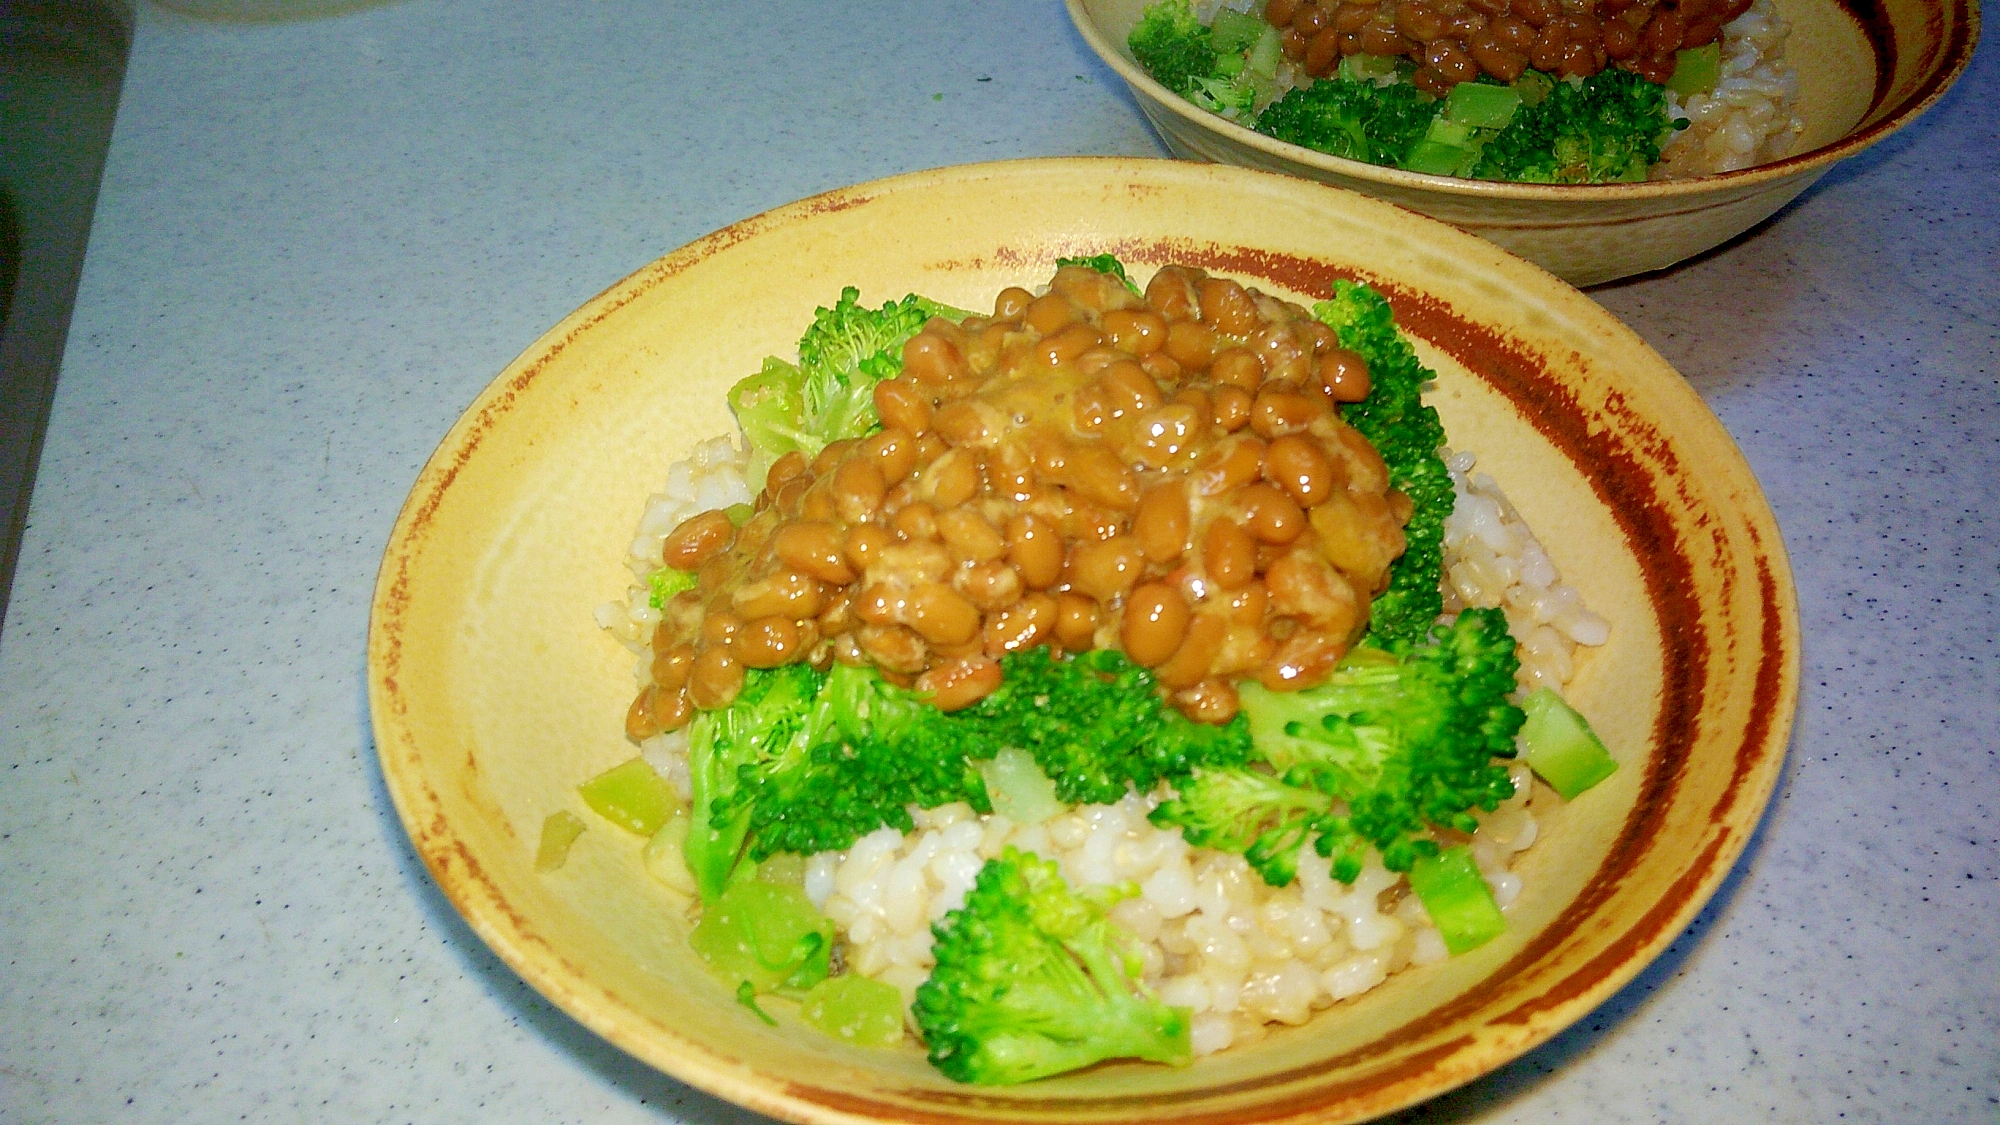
[796,287,961,445]
[1130,1,1282,125]
[1475,68,1676,184]
[684,664,832,901]
[1149,766,1334,885]
[729,288,964,488]
[739,663,992,860]
[1313,280,1452,650]
[683,649,1251,897]
[1254,73,1438,166]
[959,648,1253,807]
[1235,608,1524,880]
[913,848,1192,1084]
[1127,0,1217,96]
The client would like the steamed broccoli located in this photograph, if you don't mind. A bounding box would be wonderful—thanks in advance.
[913,847,1192,1084]
[1127,0,1216,96]
[1149,765,1333,885]
[683,664,834,902]
[958,648,1253,807]
[1128,0,1282,126]
[1255,70,1438,167]
[683,649,1249,900]
[728,287,964,487]
[1241,607,1523,880]
[1475,68,1676,183]
[1312,279,1453,650]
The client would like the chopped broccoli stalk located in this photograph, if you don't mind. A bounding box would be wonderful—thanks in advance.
[1234,608,1524,880]
[802,973,908,1047]
[1313,281,1452,650]
[914,848,1192,1084]
[647,566,696,609]
[1404,139,1476,177]
[1127,0,1217,96]
[577,757,682,836]
[1517,687,1618,799]
[1408,845,1507,954]
[979,745,1067,826]
[1339,52,1404,83]
[1208,8,1266,52]
[534,810,587,872]
[1055,254,1142,296]
[1150,766,1334,886]
[1667,43,1722,95]
[1446,81,1523,128]
[690,878,833,997]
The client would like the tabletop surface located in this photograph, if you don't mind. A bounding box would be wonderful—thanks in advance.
[2,2,1994,1122]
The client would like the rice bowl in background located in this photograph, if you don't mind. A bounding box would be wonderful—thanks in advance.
[1068,0,1979,284]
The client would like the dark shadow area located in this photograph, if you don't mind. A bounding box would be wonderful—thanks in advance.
[357,677,772,1122]
[1382,742,1795,1121]
[0,0,132,639]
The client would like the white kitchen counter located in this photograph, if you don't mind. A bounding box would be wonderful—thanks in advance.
[2,2,1993,1121]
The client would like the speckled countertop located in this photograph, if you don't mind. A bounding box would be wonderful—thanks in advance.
[2,2,1994,1121]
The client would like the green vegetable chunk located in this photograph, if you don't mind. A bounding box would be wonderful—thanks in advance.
[1474,67,1674,183]
[577,757,681,836]
[978,745,1067,827]
[1518,687,1618,799]
[1445,81,1523,128]
[1408,845,1507,954]
[1313,281,1452,650]
[802,974,908,1048]
[534,810,587,872]
[1667,43,1722,96]
[914,848,1191,1084]
[1167,608,1522,883]
[647,566,697,609]
[690,878,833,996]
[1127,0,1217,96]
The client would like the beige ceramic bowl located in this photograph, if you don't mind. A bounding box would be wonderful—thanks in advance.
[1068,0,1978,285]
[368,158,1798,1124]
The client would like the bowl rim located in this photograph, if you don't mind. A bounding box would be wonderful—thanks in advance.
[368,156,1802,1124]
[1065,0,1980,199]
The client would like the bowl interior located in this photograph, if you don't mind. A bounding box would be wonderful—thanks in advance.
[369,158,1798,1124]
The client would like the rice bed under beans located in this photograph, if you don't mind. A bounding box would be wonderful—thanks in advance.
[596,433,1608,1056]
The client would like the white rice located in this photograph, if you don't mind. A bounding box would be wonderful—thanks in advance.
[1655,0,1805,178]
[605,430,1605,1052]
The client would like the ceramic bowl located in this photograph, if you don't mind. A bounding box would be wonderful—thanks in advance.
[1067,0,1978,285]
[368,157,1798,1124]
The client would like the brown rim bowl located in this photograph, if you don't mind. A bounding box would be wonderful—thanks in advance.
[368,157,1799,1124]
[1067,0,1979,285]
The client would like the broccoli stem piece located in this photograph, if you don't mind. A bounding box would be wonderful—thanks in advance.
[1407,845,1507,954]
[1517,687,1618,799]
[914,848,1192,1084]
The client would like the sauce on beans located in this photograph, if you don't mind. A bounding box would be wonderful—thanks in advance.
[1268,0,1754,92]
[626,265,1411,740]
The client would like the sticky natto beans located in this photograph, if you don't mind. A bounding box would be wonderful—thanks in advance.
[627,265,1410,728]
